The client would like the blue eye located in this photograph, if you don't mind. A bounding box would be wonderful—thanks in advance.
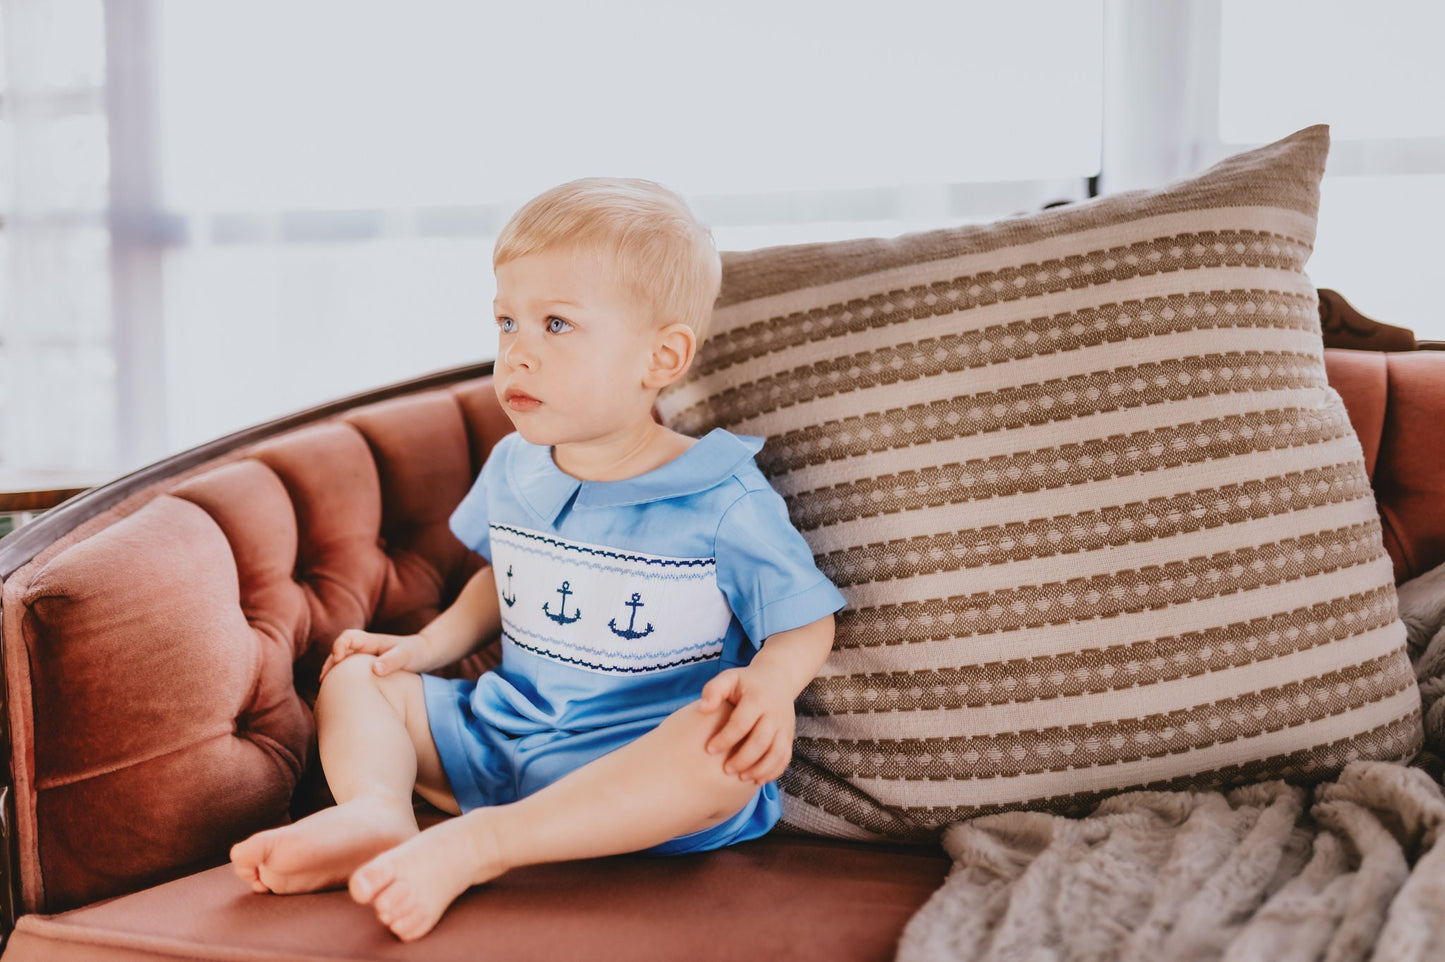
[498,317,516,333]
[547,316,574,334]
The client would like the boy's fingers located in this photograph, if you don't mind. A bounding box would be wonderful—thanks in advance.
[333,634,371,662]
[373,647,406,675]
[745,736,791,774]
[744,741,791,784]
[699,672,739,711]
[706,704,759,756]
[724,724,775,776]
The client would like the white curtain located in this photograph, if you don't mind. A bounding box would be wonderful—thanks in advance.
[0,0,117,481]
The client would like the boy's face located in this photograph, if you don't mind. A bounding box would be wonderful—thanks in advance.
[492,246,661,452]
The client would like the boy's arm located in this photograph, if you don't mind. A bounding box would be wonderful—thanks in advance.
[414,563,503,670]
[326,564,502,678]
[733,614,835,700]
[698,613,835,784]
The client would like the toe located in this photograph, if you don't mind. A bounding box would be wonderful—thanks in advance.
[349,859,392,904]
[372,882,412,920]
[255,865,285,895]
[231,852,271,894]
[229,832,282,891]
[392,910,437,943]
[229,834,263,870]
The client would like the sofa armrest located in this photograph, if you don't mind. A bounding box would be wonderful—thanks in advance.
[0,363,507,923]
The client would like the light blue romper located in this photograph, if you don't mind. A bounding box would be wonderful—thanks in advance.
[424,428,847,854]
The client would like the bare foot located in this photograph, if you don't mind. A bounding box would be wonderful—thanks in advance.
[230,795,418,895]
[348,812,504,942]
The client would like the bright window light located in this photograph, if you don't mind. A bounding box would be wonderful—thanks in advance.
[158,0,1103,210]
[1309,174,1445,339]
[1219,0,1445,142]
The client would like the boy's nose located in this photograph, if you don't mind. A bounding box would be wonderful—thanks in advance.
[503,338,539,371]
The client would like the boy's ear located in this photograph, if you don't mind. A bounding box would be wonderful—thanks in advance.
[643,323,698,389]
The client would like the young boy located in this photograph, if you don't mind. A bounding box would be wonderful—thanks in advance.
[229,178,846,941]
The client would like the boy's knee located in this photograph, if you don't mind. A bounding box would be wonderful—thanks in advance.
[320,653,383,692]
[657,698,724,740]
[317,654,425,728]
[658,702,747,783]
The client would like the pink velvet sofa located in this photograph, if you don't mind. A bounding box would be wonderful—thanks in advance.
[0,292,1441,961]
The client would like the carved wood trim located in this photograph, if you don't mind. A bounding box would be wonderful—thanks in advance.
[1318,287,1419,351]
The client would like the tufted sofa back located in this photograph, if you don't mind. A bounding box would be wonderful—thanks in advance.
[0,370,510,914]
[1323,349,1445,584]
[2,349,1444,918]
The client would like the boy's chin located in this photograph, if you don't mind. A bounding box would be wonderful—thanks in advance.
[506,419,549,445]
[503,405,660,449]
[506,417,571,449]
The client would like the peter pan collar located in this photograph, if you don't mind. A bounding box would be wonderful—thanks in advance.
[509,428,765,525]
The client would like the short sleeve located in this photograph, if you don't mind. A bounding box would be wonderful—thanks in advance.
[449,447,498,561]
[714,487,846,646]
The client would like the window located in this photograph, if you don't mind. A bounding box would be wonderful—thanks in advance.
[159,2,1103,208]
[152,0,1104,459]
[1218,0,1445,337]
[0,0,115,483]
[24,3,1442,483]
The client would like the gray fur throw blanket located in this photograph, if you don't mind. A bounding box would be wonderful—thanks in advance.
[898,562,1445,962]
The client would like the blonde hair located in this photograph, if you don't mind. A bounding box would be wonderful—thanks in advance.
[494,178,723,340]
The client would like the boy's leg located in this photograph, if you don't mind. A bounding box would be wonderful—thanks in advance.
[349,699,762,942]
[229,654,456,894]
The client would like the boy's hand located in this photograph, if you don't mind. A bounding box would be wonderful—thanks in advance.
[698,666,798,785]
[320,629,433,682]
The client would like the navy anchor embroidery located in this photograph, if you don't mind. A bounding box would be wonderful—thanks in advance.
[608,592,655,640]
[543,580,582,625]
[500,565,517,607]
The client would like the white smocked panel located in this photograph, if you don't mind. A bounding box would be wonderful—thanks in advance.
[490,523,733,675]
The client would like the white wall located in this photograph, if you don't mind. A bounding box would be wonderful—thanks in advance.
[2,0,1442,483]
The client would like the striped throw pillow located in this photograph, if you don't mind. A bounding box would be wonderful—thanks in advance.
[659,125,1423,842]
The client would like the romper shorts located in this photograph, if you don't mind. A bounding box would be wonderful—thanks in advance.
[422,674,782,855]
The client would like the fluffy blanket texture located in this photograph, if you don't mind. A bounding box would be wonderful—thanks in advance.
[898,562,1445,962]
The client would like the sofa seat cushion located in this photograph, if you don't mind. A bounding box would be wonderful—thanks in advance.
[0,837,948,962]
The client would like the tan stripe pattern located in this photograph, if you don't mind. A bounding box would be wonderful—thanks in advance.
[777,715,1423,842]
[814,461,1371,587]
[796,654,1414,781]
[786,407,1358,530]
[661,126,1422,842]
[834,520,1385,644]
[801,585,1399,713]
[679,290,1321,432]
[699,236,1314,378]
[736,351,1328,471]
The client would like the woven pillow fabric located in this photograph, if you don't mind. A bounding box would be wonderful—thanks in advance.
[659,125,1423,843]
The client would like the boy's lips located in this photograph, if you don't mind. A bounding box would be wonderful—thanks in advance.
[504,388,541,412]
